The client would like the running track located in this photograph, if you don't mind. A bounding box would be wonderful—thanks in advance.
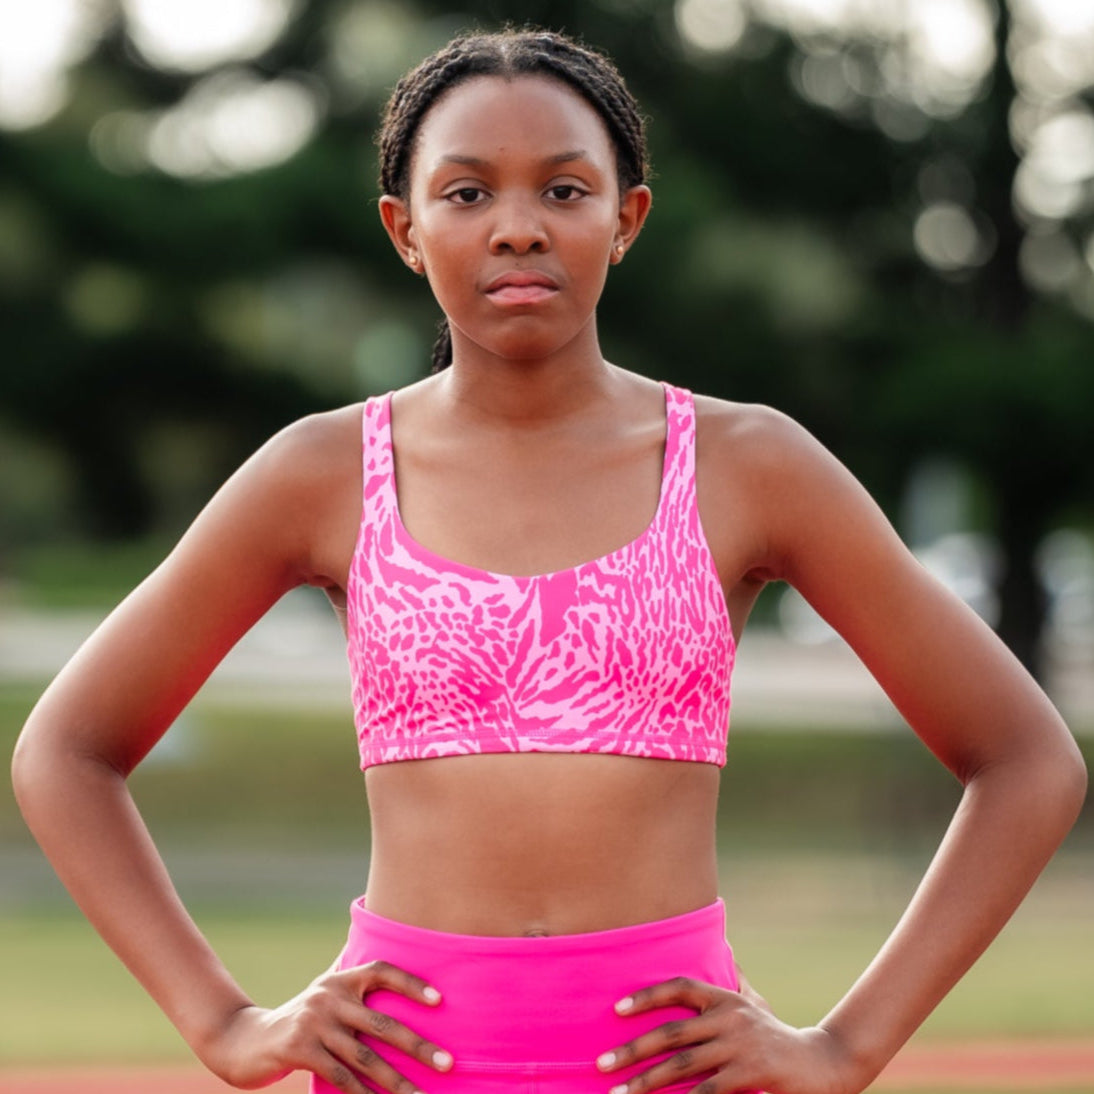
[5,1040,1094,1092]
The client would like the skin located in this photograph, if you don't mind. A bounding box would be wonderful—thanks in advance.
[11,72,1086,1094]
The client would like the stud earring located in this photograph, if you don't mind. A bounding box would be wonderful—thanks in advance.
[614,244,625,258]
[408,253,419,267]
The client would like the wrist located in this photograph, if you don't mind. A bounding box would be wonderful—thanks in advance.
[188,999,262,1080]
[807,1024,886,1094]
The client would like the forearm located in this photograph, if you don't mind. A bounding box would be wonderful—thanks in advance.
[12,741,254,1059]
[819,745,1086,1086]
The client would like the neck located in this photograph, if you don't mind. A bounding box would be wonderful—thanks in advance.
[439,321,616,427]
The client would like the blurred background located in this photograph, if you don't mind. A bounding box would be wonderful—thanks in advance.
[1,0,1091,1087]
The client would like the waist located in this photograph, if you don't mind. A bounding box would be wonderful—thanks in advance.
[361,876,722,937]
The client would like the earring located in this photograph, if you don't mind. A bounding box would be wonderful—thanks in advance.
[408,253,419,267]
[614,244,625,259]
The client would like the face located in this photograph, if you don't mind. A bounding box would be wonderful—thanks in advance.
[379,75,651,365]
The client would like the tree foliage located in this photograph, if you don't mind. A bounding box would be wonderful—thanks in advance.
[1,0,1091,678]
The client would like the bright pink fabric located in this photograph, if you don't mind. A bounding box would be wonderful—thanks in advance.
[310,897,744,1094]
[346,382,734,769]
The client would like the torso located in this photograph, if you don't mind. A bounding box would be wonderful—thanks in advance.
[313,367,767,935]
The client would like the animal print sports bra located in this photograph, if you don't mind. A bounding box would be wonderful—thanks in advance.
[346,382,735,769]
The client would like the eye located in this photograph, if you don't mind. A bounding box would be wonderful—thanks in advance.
[547,184,585,202]
[447,187,486,205]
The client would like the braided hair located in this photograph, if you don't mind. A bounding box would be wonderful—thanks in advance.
[376,28,650,372]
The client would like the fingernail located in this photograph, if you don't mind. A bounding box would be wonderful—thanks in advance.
[609,1085,629,1094]
[433,1049,453,1070]
[596,1052,616,1070]
[423,986,442,1004]
[614,996,634,1013]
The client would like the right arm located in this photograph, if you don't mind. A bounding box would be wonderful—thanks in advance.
[11,409,450,1093]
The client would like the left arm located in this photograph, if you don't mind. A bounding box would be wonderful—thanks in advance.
[597,406,1086,1094]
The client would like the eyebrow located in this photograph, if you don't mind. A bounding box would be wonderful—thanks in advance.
[435,150,593,168]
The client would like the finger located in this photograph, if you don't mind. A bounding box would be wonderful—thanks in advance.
[325,1029,427,1094]
[337,960,454,1072]
[613,976,733,1018]
[602,1042,725,1094]
[310,1045,375,1094]
[597,1012,714,1074]
[338,1000,454,1074]
[346,959,444,1008]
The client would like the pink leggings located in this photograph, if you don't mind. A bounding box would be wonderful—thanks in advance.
[310,896,744,1094]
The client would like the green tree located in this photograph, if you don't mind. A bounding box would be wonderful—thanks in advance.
[1,0,1091,680]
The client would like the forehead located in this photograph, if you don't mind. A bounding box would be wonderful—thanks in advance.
[412,74,616,172]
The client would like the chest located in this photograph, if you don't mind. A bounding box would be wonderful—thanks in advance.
[393,425,665,578]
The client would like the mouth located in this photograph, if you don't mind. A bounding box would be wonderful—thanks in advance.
[484,271,560,306]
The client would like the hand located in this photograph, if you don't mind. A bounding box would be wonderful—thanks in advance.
[199,960,455,1093]
[595,976,867,1094]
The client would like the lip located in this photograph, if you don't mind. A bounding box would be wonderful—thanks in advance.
[485,270,560,292]
[484,270,560,306]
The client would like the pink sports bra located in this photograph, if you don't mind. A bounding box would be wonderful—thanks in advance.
[346,382,735,769]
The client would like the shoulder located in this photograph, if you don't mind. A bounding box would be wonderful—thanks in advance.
[251,402,365,485]
[692,393,832,485]
[690,392,891,582]
[693,391,812,446]
[177,402,369,589]
[223,401,372,527]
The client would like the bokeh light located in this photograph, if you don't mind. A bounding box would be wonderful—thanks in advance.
[674,0,749,54]
[1009,0,1094,230]
[914,202,993,273]
[121,0,296,72]
[666,0,1094,299]
[0,0,104,129]
[675,0,996,118]
[92,70,323,179]
[1014,108,1094,221]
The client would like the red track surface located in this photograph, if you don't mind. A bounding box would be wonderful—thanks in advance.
[5,1041,1094,1092]
[875,1039,1094,1089]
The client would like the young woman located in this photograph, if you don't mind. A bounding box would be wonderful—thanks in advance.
[12,28,1085,1094]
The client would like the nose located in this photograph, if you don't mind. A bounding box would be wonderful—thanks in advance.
[488,192,549,255]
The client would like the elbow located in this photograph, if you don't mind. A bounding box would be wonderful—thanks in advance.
[1015,731,1087,837]
[965,726,1087,840]
[1058,738,1088,826]
[10,715,100,824]
[11,725,34,801]
[10,721,51,821]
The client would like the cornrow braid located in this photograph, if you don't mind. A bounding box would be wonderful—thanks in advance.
[376,28,650,372]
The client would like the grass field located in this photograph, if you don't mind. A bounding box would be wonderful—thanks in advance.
[2,682,1091,1081]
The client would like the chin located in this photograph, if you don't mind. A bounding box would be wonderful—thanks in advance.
[453,316,588,364]
[498,325,589,362]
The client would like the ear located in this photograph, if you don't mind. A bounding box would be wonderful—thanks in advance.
[610,184,652,264]
[379,194,422,273]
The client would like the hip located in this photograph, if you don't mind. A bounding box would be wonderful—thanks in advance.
[311,895,741,1094]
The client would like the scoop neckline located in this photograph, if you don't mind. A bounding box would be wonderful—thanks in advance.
[383,381,674,582]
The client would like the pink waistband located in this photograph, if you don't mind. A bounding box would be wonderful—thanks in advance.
[349,895,728,955]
